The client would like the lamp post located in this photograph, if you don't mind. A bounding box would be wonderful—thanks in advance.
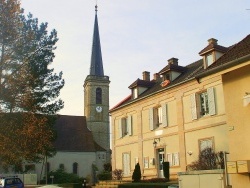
[224,152,230,187]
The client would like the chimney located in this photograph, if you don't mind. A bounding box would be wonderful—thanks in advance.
[142,71,150,81]
[168,57,178,65]
[153,73,161,82]
[208,38,218,45]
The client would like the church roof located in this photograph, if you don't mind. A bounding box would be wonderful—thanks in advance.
[54,115,106,152]
[89,6,104,76]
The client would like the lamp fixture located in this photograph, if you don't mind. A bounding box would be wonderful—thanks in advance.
[153,138,160,148]
[187,151,193,156]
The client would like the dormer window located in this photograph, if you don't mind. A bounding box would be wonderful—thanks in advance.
[163,74,170,81]
[158,58,187,84]
[199,38,228,69]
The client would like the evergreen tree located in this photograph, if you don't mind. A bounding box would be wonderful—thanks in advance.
[0,0,64,168]
[132,163,141,182]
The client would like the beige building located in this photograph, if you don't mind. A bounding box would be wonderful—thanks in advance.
[110,34,250,187]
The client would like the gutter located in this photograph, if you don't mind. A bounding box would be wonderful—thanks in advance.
[109,76,197,113]
[110,53,250,113]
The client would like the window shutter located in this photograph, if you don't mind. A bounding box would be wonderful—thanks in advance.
[207,87,216,115]
[162,104,168,127]
[149,108,154,130]
[190,93,198,120]
[127,115,132,136]
[118,119,123,138]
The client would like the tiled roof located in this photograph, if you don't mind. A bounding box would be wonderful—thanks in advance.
[199,42,228,55]
[208,34,250,69]
[54,115,106,152]
[128,79,155,89]
[110,34,250,112]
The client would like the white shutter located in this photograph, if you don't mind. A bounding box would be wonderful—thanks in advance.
[207,87,216,115]
[123,153,130,176]
[149,108,154,130]
[118,119,123,138]
[190,93,198,120]
[127,115,132,136]
[162,104,168,127]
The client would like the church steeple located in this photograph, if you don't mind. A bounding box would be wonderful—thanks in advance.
[89,5,104,76]
[84,4,110,152]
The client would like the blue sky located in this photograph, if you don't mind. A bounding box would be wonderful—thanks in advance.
[21,0,250,116]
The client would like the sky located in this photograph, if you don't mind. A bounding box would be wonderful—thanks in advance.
[20,0,250,116]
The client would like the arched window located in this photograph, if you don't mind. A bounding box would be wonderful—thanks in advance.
[96,88,102,104]
[73,162,78,174]
[59,164,65,170]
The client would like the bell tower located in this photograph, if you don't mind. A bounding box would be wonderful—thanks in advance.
[84,5,110,151]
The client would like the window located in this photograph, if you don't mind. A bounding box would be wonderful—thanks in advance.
[199,137,214,152]
[73,162,78,174]
[144,157,149,168]
[205,53,213,67]
[199,91,209,116]
[190,87,216,120]
[96,88,102,104]
[123,153,131,176]
[59,164,65,170]
[149,104,168,130]
[133,88,138,99]
[166,153,172,166]
[172,153,180,166]
[166,152,179,167]
[118,115,132,138]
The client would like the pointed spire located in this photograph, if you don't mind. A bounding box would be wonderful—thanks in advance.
[89,4,104,76]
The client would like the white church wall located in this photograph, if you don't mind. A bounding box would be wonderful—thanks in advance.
[35,151,98,181]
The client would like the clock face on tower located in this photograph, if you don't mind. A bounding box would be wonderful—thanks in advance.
[96,106,102,113]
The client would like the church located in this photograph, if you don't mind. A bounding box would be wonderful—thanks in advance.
[33,5,111,181]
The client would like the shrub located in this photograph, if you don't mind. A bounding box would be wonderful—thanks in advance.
[187,147,224,171]
[141,178,168,183]
[103,163,112,172]
[47,168,83,184]
[113,169,123,180]
[98,172,112,180]
[97,163,112,180]
[132,163,141,182]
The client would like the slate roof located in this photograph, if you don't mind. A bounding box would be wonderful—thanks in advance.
[110,34,250,112]
[89,8,104,76]
[159,63,187,75]
[54,115,106,152]
[128,79,155,89]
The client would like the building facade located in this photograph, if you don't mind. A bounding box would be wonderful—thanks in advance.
[110,34,250,187]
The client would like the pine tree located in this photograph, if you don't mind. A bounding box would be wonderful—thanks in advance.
[0,0,64,168]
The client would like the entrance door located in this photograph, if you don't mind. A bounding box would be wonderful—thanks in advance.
[157,148,165,178]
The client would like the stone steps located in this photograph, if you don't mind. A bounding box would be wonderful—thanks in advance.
[92,180,131,188]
